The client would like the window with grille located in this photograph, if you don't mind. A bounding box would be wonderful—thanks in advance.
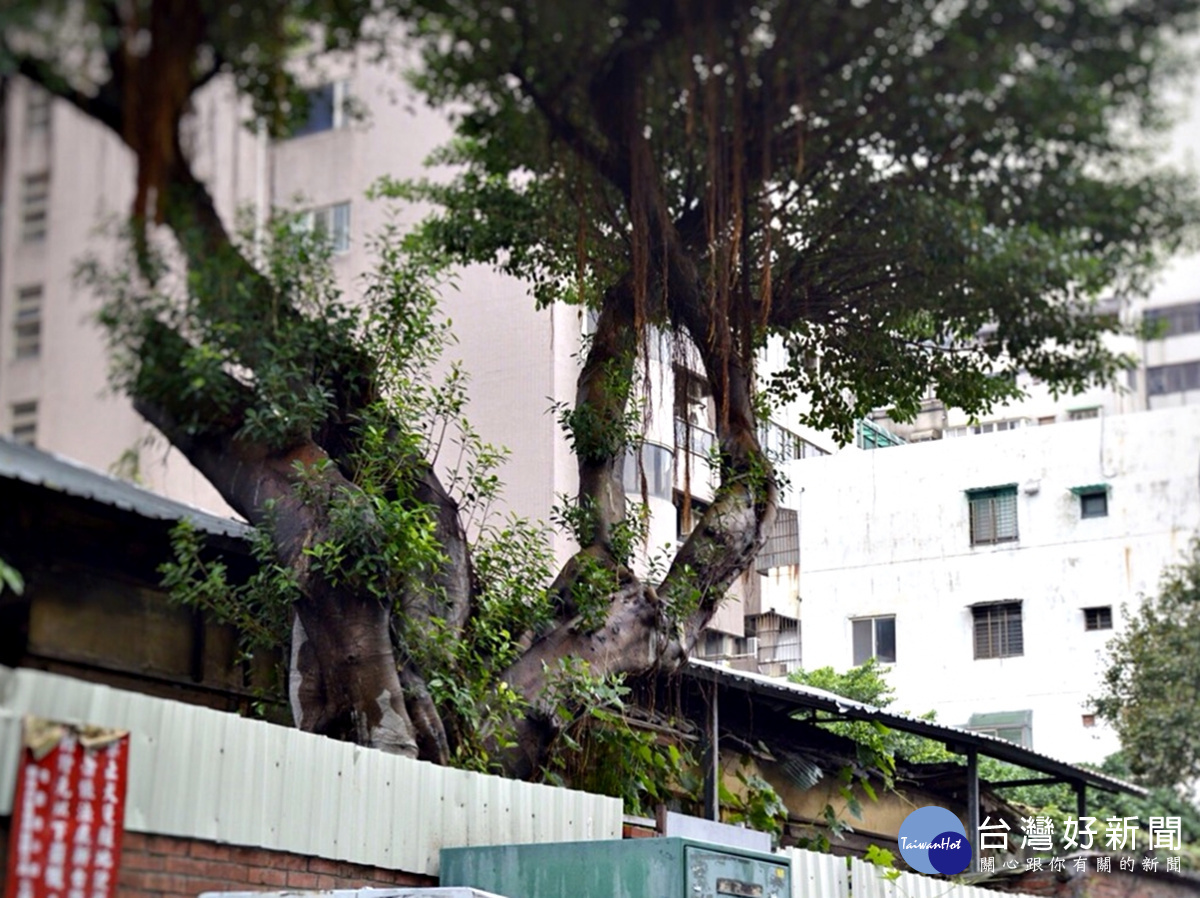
[852,615,896,665]
[10,401,37,446]
[968,485,1018,545]
[21,173,49,242]
[972,602,1023,659]
[750,613,801,669]
[1083,606,1112,631]
[755,507,799,572]
[26,87,51,134]
[14,286,42,359]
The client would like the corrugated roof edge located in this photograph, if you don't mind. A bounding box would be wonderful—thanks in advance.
[0,437,252,542]
[685,658,1146,797]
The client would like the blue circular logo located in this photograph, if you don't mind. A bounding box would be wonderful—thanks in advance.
[897,806,971,875]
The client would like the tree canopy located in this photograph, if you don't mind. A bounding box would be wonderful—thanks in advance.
[3,0,1198,781]
[1096,538,1200,790]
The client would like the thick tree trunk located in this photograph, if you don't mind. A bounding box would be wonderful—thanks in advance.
[132,372,422,758]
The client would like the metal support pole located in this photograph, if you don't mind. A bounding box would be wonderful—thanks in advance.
[704,684,720,821]
[966,748,980,872]
[1075,781,1087,819]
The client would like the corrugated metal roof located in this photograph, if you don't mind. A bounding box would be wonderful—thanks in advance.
[0,666,623,874]
[0,437,251,540]
[685,659,1145,797]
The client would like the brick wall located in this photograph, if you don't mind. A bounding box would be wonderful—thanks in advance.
[0,820,438,898]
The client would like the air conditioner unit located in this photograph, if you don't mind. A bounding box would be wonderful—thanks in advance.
[908,428,943,442]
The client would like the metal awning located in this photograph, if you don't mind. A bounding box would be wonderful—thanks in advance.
[964,482,1018,494]
[684,659,1143,797]
[0,438,251,540]
[684,658,1144,857]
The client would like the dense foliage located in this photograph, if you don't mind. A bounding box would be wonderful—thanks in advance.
[1096,537,1200,790]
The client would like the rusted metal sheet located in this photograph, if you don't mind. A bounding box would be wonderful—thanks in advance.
[0,666,622,875]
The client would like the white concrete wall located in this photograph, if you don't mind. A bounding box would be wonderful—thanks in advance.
[792,404,1200,764]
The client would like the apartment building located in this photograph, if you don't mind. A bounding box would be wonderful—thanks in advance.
[792,404,1200,765]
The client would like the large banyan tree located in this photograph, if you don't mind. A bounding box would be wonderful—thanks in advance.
[3,0,1196,777]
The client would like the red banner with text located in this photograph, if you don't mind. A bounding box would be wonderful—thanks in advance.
[4,717,130,898]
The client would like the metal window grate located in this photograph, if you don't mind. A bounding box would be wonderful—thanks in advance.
[10,401,37,447]
[973,602,1023,659]
[755,507,799,572]
[1084,606,1112,631]
[14,286,42,359]
[21,173,49,242]
[26,87,51,133]
[752,613,801,669]
[968,487,1018,545]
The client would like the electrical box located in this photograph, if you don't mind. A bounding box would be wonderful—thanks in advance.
[440,837,791,898]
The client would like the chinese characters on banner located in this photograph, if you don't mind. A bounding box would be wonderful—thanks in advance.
[3,717,130,898]
[976,815,1184,874]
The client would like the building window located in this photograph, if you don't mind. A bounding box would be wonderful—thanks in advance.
[755,507,799,572]
[1145,300,1200,339]
[967,485,1018,546]
[674,492,710,542]
[945,418,1031,438]
[14,285,42,359]
[297,202,351,253]
[1083,606,1113,631]
[851,615,896,665]
[21,172,49,243]
[1073,484,1109,519]
[758,420,828,462]
[26,86,51,134]
[1067,407,1100,421]
[621,443,673,501]
[1081,713,1097,728]
[291,80,350,137]
[701,630,727,659]
[749,614,801,671]
[857,418,904,449]
[10,401,37,446]
[966,710,1032,747]
[972,601,1023,659]
[1147,361,1200,397]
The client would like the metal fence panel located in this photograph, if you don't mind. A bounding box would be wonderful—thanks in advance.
[0,665,622,875]
[779,846,850,898]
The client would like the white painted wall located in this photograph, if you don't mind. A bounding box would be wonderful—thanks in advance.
[792,404,1200,764]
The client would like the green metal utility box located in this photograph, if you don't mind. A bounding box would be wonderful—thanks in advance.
[440,837,791,898]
